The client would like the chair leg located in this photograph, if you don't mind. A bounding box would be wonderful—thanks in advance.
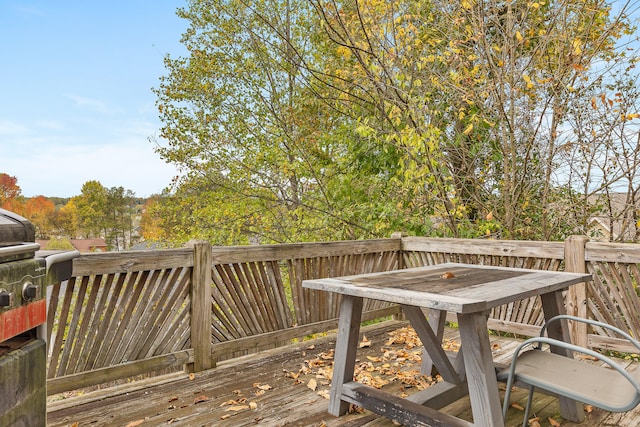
[522,385,535,427]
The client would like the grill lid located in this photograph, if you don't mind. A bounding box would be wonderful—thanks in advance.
[0,209,35,246]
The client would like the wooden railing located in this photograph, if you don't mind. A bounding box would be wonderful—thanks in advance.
[45,236,640,395]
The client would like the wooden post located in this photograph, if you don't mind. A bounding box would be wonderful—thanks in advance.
[187,240,214,372]
[564,235,589,348]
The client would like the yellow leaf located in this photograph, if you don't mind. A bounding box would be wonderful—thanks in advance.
[515,31,523,42]
[573,39,583,55]
[523,74,533,89]
[462,124,474,135]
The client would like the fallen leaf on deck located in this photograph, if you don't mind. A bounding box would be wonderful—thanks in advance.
[548,417,561,426]
[188,373,195,380]
[168,396,178,403]
[194,395,209,404]
[317,390,330,399]
[124,421,144,427]
[220,414,231,420]
[511,402,524,411]
[359,336,371,348]
[585,404,593,413]
[441,271,456,279]
[307,378,317,391]
[577,354,598,361]
[249,401,258,409]
[225,405,249,411]
[253,383,273,391]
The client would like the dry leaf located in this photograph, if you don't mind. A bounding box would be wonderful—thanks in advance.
[124,421,144,427]
[220,414,231,420]
[359,336,371,348]
[168,396,178,403]
[441,271,456,279]
[249,401,258,410]
[585,404,593,413]
[225,405,249,411]
[194,395,209,404]
[254,383,272,391]
[307,378,318,391]
[548,417,561,427]
[188,373,195,380]
[317,389,330,399]
[511,402,524,411]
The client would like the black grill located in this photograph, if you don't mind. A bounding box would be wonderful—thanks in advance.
[0,208,78,426]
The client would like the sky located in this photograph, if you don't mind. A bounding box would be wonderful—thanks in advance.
[0,1,189,198]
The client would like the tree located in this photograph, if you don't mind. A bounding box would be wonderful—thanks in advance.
[72,181,138,249]
[23,196,56,238]
[0,173,24,213]
[153,0,397,244]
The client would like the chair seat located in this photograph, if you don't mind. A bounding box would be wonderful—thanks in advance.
[497,350,639,412]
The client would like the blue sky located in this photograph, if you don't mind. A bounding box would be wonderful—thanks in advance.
[0,1,188,198]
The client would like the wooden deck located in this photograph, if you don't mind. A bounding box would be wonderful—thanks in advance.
[47,320,640,427]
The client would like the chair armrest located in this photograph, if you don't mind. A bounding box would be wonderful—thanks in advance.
[541,314,640,353]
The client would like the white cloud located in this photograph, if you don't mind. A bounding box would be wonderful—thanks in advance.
[0,119,29,135]
[63,94,121,115]
[0,116,179,198]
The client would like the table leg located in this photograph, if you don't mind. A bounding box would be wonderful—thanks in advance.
[540,290,585,422]
[328,294,363,416]
[457,312,504,427]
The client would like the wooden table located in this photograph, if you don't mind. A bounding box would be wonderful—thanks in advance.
[302,263,592,427]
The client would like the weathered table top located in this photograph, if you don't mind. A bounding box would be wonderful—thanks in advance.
[302,262,592,314]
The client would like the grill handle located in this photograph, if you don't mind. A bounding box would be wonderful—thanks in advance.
[0,243,40,258]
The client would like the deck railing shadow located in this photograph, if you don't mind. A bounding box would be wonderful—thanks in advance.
[45,235,640,396]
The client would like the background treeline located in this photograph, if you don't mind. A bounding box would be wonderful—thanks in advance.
[0,173,146,250]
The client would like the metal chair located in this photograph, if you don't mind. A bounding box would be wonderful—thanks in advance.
[498,315,640,427]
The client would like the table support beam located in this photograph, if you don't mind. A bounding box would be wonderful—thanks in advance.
[402,305,462,384]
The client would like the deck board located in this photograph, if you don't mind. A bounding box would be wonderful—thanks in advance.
[47,320,640,427]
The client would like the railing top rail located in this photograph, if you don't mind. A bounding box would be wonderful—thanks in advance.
[210,238,402,264]
[401,236,565,259]
[72,247,194,276]
[586,241,640,263]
